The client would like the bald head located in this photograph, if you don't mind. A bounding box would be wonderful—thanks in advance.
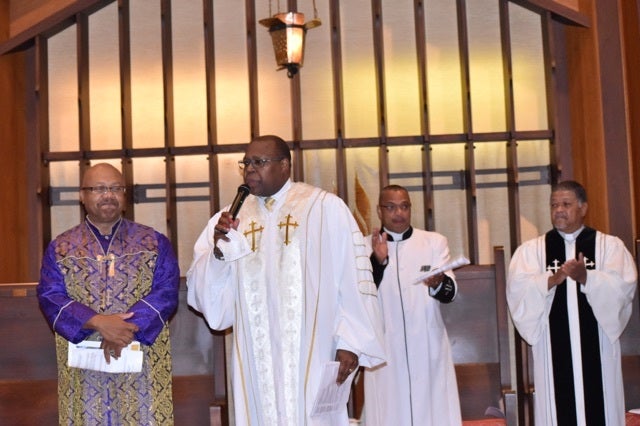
[81,163,124,188]
[79,163,127,232]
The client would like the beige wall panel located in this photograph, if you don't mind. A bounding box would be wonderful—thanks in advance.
[431,143,469,261]
[467,0,506,133]
[510,3,547,131]
[48,26,78,152]
[131,157,166,235]
[340,0,378,139]
[172,0,207,148]
[425,0,464,135]
[175,155,211,273]
[300,1,336,140]
[89,3,121,151]
[303,149,338,194]
[130,1,164,149]
[382,0,420,137]
[213,0,251,145]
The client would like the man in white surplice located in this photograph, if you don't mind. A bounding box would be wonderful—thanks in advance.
[507,180,637,426]
[363,185,462,426]
[187,135,385,426]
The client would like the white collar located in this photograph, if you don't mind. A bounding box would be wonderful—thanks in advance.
[384,227,411,242]
[558,226,585,243]
[260,179,292,204]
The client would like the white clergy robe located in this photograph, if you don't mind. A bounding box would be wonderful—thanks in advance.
[363,229,462,426]
[507,229,637,426]
[187,181,385,426]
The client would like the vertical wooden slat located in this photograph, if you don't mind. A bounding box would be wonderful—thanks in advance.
[246,0,260,139]
[371,0,388,190]
[203,3,229,424]
[456,0,479,263]
[542,11,562,184]
[37,35,52,263]
[160,0,178,253]
[77,11,91,186]
[498,0,521,259]
[413,0,434,231]
[118,0,134,221]
[203,0,221,215]
[329,0,347,201]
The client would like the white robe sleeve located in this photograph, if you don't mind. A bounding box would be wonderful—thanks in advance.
[327,196,385,368]
[507,236,556,346]
[186,212,251,330]
[581,233,637,342]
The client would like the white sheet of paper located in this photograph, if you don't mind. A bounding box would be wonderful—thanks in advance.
[68,340,143,373]
[412,255,471,285]
[310,361,355,417]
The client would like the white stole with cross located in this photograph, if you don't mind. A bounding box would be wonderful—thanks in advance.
[235,183,319,425]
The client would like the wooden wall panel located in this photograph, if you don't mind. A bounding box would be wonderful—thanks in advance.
[0,49,29,283]
[563,0,636,248]
[9,0,76,37]
[622,0,640,246]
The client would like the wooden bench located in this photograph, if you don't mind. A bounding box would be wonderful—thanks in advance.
[0,280,222,425]
[442,246,516,425]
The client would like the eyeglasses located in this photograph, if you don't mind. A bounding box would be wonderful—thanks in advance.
[380,203,411,212]
[238,158,284,170]
[81,186,126,194]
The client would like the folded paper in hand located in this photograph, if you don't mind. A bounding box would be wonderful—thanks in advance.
[68,340,143,373]
[310,361,356,417]
[413,255,471,285]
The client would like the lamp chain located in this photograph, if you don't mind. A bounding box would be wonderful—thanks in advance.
[268,0,318,19]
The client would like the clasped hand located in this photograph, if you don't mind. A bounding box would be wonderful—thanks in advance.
[85,312,139,363]
[548,252,588,288]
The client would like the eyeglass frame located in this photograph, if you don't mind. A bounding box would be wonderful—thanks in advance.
[379,203,411,213]
[238,157,285,170]
[81,185,127,194]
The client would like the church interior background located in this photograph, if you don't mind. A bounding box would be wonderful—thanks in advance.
[43,0,552,274]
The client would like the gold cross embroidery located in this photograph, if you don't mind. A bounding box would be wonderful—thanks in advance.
[243,220,264,251]
[100,287,114,311]
[278,214,299,245]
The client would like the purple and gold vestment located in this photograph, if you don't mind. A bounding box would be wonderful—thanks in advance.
[38,218,180,425]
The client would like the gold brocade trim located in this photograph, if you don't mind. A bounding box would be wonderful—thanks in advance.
[56,328,174,425]
[236,183,322,424]
[234,306,251,424]
[302,189,326,423]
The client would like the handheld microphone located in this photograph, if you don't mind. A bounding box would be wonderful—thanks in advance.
[229,184,251,219]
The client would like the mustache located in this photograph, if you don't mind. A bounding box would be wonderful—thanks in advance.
[99,200,119,207]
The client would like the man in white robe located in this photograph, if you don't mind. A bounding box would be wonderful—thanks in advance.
[364,185,462,426]
[507,180,637,426]
[187,135,385,426]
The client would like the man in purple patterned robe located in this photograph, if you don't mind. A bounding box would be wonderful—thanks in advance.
[38,163,180,425]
